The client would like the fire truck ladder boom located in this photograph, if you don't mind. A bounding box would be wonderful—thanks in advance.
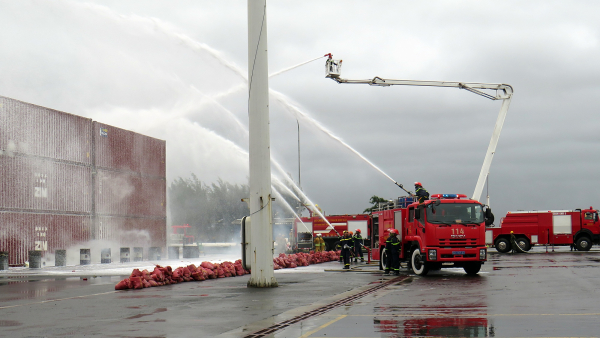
[325,57,513,203]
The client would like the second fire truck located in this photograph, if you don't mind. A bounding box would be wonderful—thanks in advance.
[488,207,600,252]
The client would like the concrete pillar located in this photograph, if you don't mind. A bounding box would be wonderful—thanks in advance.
[29,251,42,269]
[55,250,66,266]
[0,251,8,270]
[80,249,91,265]
[247,0,277,288]
[120,248,130,263]
[101,248,111,264]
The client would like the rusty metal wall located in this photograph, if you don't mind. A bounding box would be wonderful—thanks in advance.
[95,169,166,218]
[0,213,90,265]
[0,96,167,265]
[0,96,93,164]
[0,156,92,213]
[93,122,166,177]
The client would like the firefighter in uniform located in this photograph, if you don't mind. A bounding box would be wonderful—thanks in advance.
[414,182,430,204]
[314,233,325,252]
[341,231,354,269]
[385,228,401,275]
[352,229,365,262]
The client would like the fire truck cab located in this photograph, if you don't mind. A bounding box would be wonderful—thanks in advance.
[371,194,489,275]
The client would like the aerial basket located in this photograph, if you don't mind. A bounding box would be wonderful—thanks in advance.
[325,58,342,78]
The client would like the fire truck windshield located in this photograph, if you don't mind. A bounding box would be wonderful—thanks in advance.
[426,203,484,225]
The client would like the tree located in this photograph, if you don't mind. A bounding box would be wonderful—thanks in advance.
[168,175,249,243]
[363,195,389,213]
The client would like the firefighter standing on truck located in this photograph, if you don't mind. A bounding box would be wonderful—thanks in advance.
[385,229,401,275]
[353,229,365,262]
[414,182,430,204]
[341,231,354,269]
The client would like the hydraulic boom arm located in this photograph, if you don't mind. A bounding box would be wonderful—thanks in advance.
[325,57,513,204]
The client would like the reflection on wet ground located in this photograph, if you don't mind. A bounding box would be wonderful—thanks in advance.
[3,252,600,337]
[375,317,491,337]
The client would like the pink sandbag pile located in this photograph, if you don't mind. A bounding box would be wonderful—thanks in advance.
[115,259,249,290]
[272,250,340,270]
[115,251,341,290]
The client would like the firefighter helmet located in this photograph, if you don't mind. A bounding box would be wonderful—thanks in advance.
[414,182,422,187]
[389,228,399,235]
[355,229,361,233]
[348,231,353,235]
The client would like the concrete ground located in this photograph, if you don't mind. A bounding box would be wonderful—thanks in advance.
[1,246,600,337]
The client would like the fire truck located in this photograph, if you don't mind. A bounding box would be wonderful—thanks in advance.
[370,194,491,275]
[488,207,600,253]
[292,214,370,251]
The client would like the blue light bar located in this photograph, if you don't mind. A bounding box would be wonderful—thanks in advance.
[442,194,457,198]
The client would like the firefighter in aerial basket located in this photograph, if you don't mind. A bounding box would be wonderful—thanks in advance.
[341,231,354,270]
[385,229,401,275]
[353,229,365,262]
[414,182,430,204]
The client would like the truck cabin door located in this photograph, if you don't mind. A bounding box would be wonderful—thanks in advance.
[394,211,403,241]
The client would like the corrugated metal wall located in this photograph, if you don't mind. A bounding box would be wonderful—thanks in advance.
[0,96,166,265]
[93,122,166,177]
[0,156,92,213]
[95,170,166,217]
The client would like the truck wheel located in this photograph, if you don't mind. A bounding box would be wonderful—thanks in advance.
[463,262,482,275]
[516,237,531,252]
[576,237,592,251]
[379,248,388,271]
[411,248,429,276]
[495,237,511,253]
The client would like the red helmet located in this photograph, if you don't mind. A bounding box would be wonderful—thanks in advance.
[389,228,399,235]
[348,231,353,235]
[355,229,361,233]
[414,182,422,187]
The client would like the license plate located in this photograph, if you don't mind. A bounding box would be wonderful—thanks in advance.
[452,251,465,255]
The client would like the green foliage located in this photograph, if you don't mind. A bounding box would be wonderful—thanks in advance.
[363,195,388,213]
[168,174,249,243]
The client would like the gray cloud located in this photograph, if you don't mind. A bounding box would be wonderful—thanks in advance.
[1,0,599,221]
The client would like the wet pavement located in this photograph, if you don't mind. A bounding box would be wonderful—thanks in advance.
[1,247,600,337]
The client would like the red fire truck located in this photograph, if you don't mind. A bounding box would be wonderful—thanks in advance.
[488,207,600,253]
[292,214,370,251]
[370,194,491,275]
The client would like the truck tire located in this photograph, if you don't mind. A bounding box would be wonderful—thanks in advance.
[411,248,429,276]
[495,237,511,253]
[576,237,592,251]
[516,237,531,252]
[463,262,482,275]
[379,247,388,271]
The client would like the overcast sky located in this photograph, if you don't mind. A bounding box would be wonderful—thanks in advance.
[1,1,599,220]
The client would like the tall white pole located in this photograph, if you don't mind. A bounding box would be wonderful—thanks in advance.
[247,0,277,287]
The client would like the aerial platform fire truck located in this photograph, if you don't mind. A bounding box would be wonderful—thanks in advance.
[292,213,370,251]
[371,194,492,275]
[488,207,600,253]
